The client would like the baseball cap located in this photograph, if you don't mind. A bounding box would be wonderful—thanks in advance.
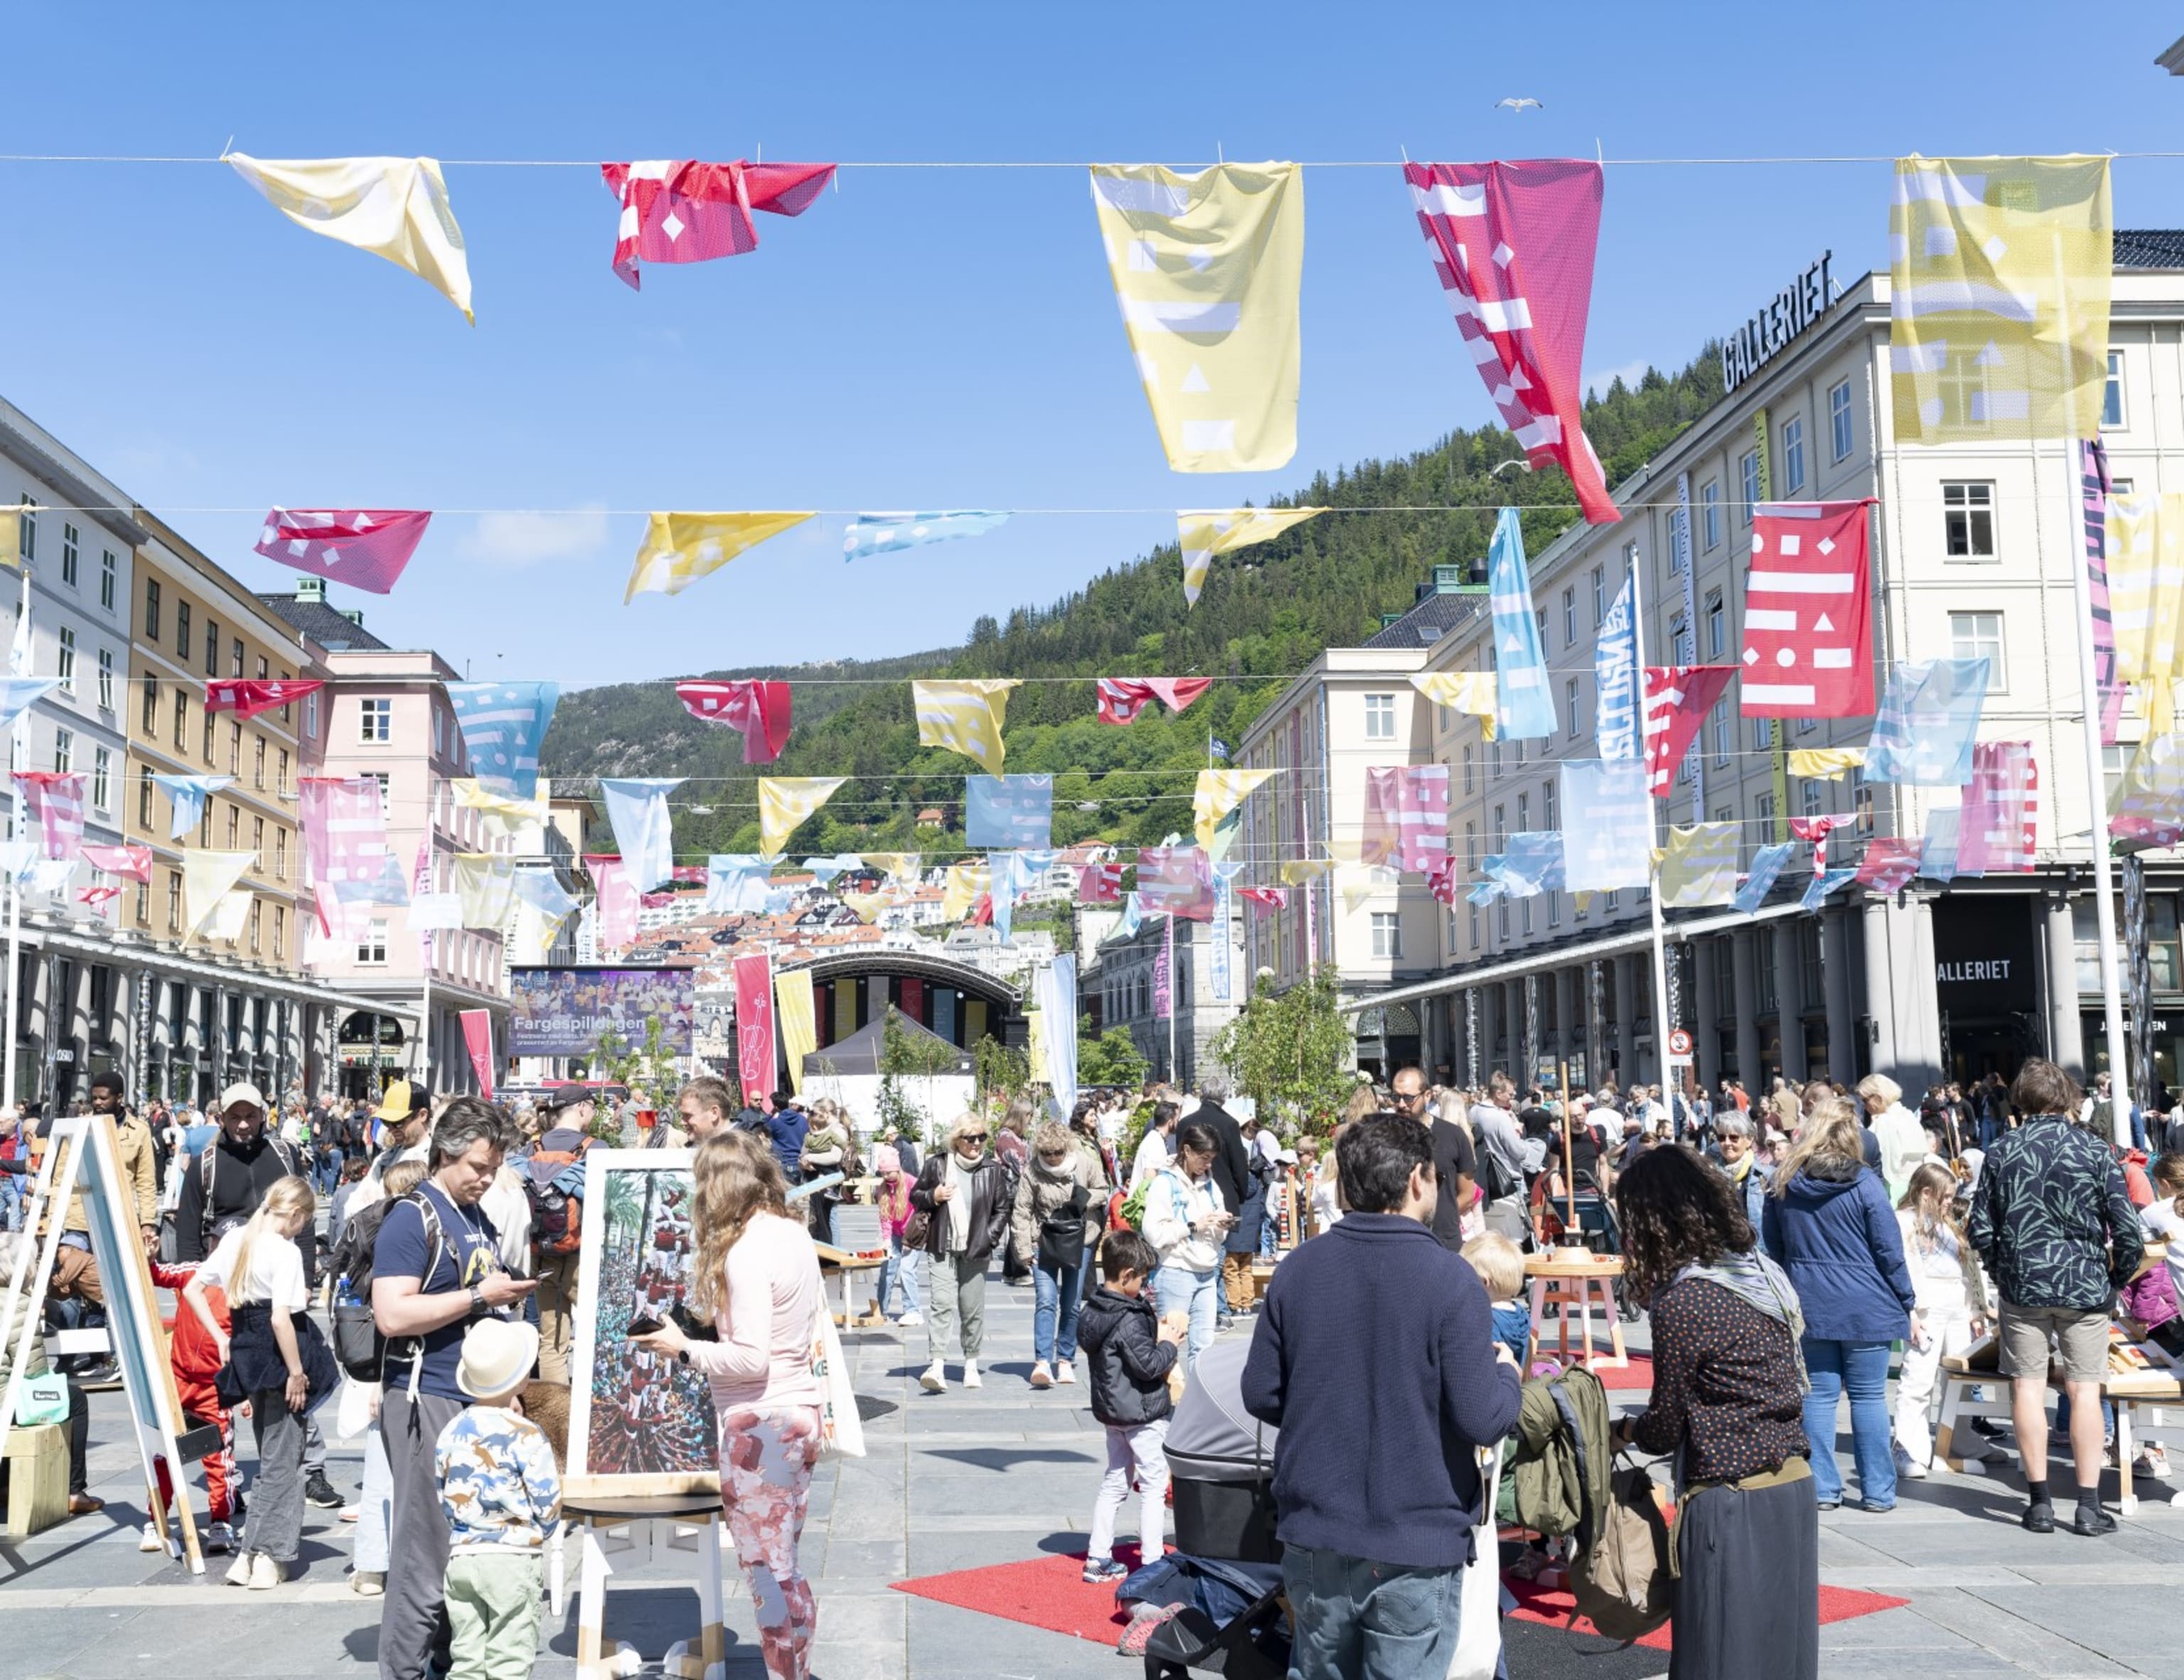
[219,1082,266,1112]
[541,1084,597,1112]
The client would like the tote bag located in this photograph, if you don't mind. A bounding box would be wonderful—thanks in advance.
[809,1310,864,1460]
[1448,1445,1504,1680]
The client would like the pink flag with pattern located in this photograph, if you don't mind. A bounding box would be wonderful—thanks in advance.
[587,855,639,953]
[1856,837,1923,893]
[13,772,84,861]
[1362,766,1450,872]
[1096,677,1214,725]
[207,678,325,720]
[602,161,836,289]
[82,842,151,882]
[253,509,430,596]
[675,680,792,764]
[1956,743,2038,876]
[1075,860,1123,903]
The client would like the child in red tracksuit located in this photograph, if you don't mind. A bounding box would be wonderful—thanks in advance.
[151,1259,241,1552]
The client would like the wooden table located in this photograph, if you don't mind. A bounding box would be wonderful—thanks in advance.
[555,1492,728,1680]
[1934,1354,2184,1516]
[1524,1248,1628,1372]
[814,1241,887,1327]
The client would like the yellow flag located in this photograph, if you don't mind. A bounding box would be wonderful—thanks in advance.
[1411,672,1498,742]
[1334,863,1397,917]
[841,891,891,924]
[776,969,818,1095]
[1193,768,1279,857]
[208,889,253,943]
[1279,858,1332,885]
[451,853,517,928]
[942,860,990,921]
[913,679,1019,773]
[451,779,545,840]
[758,777,845,860]
[1654,823,1741,909]
[2105,494,2184,731]
[225,153,474,321]
[1177,508,1324,606]
[626,512,813,602]
[1028,1005,1049,1085]
[183,850,255,943]
[864,852,922,888]
[1889,155,2111,442]
[1092,163,1305,473]
[1785,747,1866,781]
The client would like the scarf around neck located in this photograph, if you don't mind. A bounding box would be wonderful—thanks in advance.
[1676,1246,1810,1393]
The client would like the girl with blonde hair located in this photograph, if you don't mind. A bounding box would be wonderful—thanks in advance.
[1892,1162,1988,1477]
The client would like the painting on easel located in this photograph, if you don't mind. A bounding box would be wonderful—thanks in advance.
[563,1151,718,1499]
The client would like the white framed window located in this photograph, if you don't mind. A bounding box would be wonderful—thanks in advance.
[2104,349,2125,429]
[1590,565,1605,626]
[1371,912,1401,959]
[1780,416,1805,496]
[1535,606,1548,650]
[1711,699,1730,766]
[1364,693,1396,740]
[54,626,74,693]
[1561,586,1576,643]
[1829,379,1854,461]
[1701,481,1721,550]
[99,550,116,611]
[1950,611,2006,689]
[1565,677,1580,739]
[1797,710,1816,734]
[95,646,113,711]
[358,919,389,965]
[1468,899,1479,950]
[1755,791,1775,842]
[1801,777,1824,819]
[52,727,71,774]
[365,771,390,817]
[1671,612,1693,665]
[1943,482,1996,559]
[1752,713,1774,752]
[1705,592,1725,658]
[1489,738,1503,779]
[60,523,78,589]
[1853,771,1875,838]
[304,690,321,740]
[90,746,109,811]
[1739,451,1760,524]
[1461,744,1474,795]
[360,697,393,742]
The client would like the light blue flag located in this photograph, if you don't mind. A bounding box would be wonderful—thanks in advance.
[1733,842,1797,913]
[1802,867,1859,911]
[1035,954,1079,1115]
[988,849,1057,944]
[705,855,772,913]
[1559,760,1652,892]
[447,682,560,797]
[1863,659,1991,786]
[842,510,1009,560]
[965,775,1054,850]
[0,677,57,734]
[1918,808,1961,884]
[1487,508,1558,740]
[152,773,236,840]
[333,854,412,906]
[1595,565,1639,760]
[801,854,864,884]
[1210,861,1247,1003]
[1111,891,1143,941]
[762,888,795,914]
[1467,878,1502,906]
[1484,832,1566,899]
[599,778,681,891]
[514,870,581,923]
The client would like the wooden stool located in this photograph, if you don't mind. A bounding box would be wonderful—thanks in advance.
[555,1493,727,1680]
[2,1422,70,1539]
[1524,1250,1628,1372]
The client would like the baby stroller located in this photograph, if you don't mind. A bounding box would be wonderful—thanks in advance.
[1535,1169,1639,1323]
[1120,1337,1289,1679]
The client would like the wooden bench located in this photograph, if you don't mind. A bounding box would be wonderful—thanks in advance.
[2,1421,70,1539]
[1934,1355,2183,1515]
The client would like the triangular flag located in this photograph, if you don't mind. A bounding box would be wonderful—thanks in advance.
[183,850,255,943]
[225,152,473,321]
[758,778,845,860]
[1192,768,1280,858]
[626,512,813,601]
[1176,508,1324,606]
[913,680,1019,773]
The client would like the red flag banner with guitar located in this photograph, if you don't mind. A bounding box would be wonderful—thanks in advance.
[734,949,775,1102]
[675,679,793,764]
[1642,667,1737,796]
[1739,500,1875,718]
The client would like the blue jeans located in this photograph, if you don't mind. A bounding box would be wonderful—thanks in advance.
[1283,1542,1465,1680]
[1803,1337,1896,1509]
[878,1238,922,1319]
[1033,1259,1084,1364]
[1155,1264,1219,1374]
[1978,1113,2001,1151]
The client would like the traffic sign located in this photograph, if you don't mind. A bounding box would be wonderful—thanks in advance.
[1666,1028,1693,1057]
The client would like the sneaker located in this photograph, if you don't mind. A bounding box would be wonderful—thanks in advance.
[2136,1445,2173,1479]
[897,1312,924,1327]
[225,1549,255,1588]
[2022,1503,2056,1534]
[203,1521,236,1556]
[1118,1605,1184,1656]
[249,1552,283,1589]
[138,1520,164,1554]
[352,1571,385,1598]
[1056,1362,1076,1386]
[1894,1445,1928,1481]
[919,1362,947,1393]
[963,1359,982,1389]
[2071,1505,2119,1536]
[304,1472,342,1510]
[1029,1362,1052,1390]
[1081,1557,1129,1585]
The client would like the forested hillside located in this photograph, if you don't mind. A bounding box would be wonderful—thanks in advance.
[541,348,1727,860]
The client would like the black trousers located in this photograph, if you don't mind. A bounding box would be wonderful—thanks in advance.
[1671,1472,1819,1680]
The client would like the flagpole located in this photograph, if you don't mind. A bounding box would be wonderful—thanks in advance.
[1624,555,1676,1089]
[1165,913,1177,1083]
[4,562,29,1113]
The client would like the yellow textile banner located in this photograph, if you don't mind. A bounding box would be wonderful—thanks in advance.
[776,969,818,1095]
[942,861,990,922]
[1785,747,1866,781]
[1654,823,1741,909]
[208,889,253,944]
[1176,508,1324,606]
[183,850,255,943]
[1278,858,1331,885]
[913,679,1019,773]
[225,153,474,321]
[758,776,846,860]
[841,891,890,924]
[451,853,517,928]
[1091,163,1304,474]
[1334,863,1397,917]
[1028,1006,1049,1086]
[1889,155,2112,443]
[1193,768,1279,857]
[451,779,547,840]
[833,979,859,1042]
[863,852,922,888]
[626,512,813,602]
[1411,672,1498,741]
[2105,494,2184,731]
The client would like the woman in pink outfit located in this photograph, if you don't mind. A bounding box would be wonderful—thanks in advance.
[633,1130,825,1680]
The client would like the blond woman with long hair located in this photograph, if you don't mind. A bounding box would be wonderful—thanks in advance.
[630,1130,825,1680]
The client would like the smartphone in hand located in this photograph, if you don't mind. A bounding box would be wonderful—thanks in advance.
[626,1311,665,1339]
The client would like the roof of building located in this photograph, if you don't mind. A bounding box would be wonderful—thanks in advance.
[257,591,391,651]
[2117,230,2184,269]
[1361,586,1489,651]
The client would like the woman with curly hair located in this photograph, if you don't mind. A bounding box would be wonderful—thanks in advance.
[1610,1145,1818,1680]
[631,1130,824,1680]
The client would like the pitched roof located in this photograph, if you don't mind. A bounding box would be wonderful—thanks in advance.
[1361,587,1489,651]
[2116,230,2184,270]
[255,592,392,651]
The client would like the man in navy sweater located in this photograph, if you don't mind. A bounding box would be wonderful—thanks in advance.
[1242,1114,1521,1678]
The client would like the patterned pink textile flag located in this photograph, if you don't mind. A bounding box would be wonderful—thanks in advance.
[1404,160,1617,523]
[601,161,836,289]
[675,680,793,764]
[77,884,121,911]
[1956,743,2038,876]
[1096,677,1213,725]
[82,842,151,882]
[733,949,775,1099]
[13,771,84,860]
[1856,837,1923,893]
[1789,814,1840,879]
[1740,501,1875,718]
[587,855,639,953]
[1642,667,1737,796]
[207,678,325,720]
[1238,886,1288,911]
[1426,858,1462,906]
[1362,766,1450,872]
[1075,860,1123,903]
[253,509,431,596]
[1137,845,1216,921]
[298,776,400,897]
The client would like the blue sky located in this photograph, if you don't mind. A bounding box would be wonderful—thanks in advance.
[6,4,2183,685]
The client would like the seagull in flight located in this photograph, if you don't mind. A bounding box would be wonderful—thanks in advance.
[1495,97,1544,112]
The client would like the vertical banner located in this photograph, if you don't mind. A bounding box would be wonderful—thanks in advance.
[2082,439,2128,744]
[1770,719,1792,842]
[733,950,774,1101]
[1524,974,1541,1088]
[776,968,817,1096]
[1675,472,1703,820]
[458,1009,495,1098]
[1587,959,1606,1090]
[1154,919,1174,1021]
[2126,852,2153,1115]
[1035,955,1079,1116]
[1211,872,1236,1003]
[1464,989,1480,1086]
[934,985,958,1047]
[1594,565,1639,761]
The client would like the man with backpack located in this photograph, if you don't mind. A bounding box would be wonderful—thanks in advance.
[525,1086,598,1384]
[174,1084,307,1264]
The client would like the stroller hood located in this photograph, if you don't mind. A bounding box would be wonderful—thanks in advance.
[1165,1336,1279,1482]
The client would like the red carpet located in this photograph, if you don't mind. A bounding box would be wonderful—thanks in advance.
[1505,1575,1908,1651]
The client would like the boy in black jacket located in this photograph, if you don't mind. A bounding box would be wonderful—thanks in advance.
[1076,1229,1187,1584]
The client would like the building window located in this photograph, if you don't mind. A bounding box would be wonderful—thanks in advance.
[1942,481,1996,559]
[1950,611,2006,689]
[1755,791,1775,842]
[1751,712,1772,753]
[225,803,239,847]
[1565,677,1580,739]
[1535,606,1548,650]
[1739,451,1760,523]
[304,691,320,740]
[1363,694,1396,740]
[1829,378,1854,461]
[134,880,148,926]
[253,815,265,870]
[2104,349,2125,429]
[203,620,219,677]
[137,769,153,829]
[229,721,242,774]
[1780,415,1805,496]
[202,710,215,763]
[1497,897,1510,939]
[1671,611,1693,665]
[358,919,389,965]
[1371,912,1401,959]
[1853,771,1875,838]
[367,771,390,817]
[1701,481,1721,550]
[96,647,112,711]
[141,677,158,734]
[54,626,74,693]
[1703,592,1725,659]
[277,747,289,793]
[255,654,268,683]
[230,638,243,679]
[91,747,109,811]
[1561,586,1576,643]
[176,600,191,660]
[143,579,160,641]
[1489,738,1502,778]
[199,803,211,847]
[52,728,70,774]
[1590,565,1605,626]
[360,697,395,744]
[1465,821,1479,870]
[1801,777,1824,819]
[166,870,182,933]
[1461,744,1474,794]
[60,523,77,588]
[272,905,284,960]
[1711,699,1730,766]
[274,828,288,879]
[99,550,115,611]
[248,899,262,955]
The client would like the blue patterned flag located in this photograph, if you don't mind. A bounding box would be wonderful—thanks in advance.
[989,848,1057,943]
[1484,832,1565,898]
[152,773,236,841]
[447,682,560,797]
[1487,508,1558,740]
[1733,841,1796,913]
[0,677,56,733]
[1802,866,1859,911]
[1111,891,1143,941]
[842,510,1009,560]
[1918,808,1961,884]
[705,855,771,913]
[599,778,682,891]
[965,775,1054,850]
[801,854,864,884]
[1863,659,1990,786]
[1595,563,1639,760]
[1558,760,1650,892]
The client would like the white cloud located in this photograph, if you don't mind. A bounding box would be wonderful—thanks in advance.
[460,505,612,567]
[1583,358,1651,400]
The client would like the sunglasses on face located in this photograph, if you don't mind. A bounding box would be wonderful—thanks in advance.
[960,1133,988,1144]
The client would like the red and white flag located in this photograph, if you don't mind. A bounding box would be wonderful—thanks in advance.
[253,509,430,596]
[1740,501,1875,718]
[206,678,324,720]
[1238,886,1288,911]
[1789,814,1840,879]
[1362,766,1450,872]
[1856,837,1922,893]
[1404,160,1618,524]
[76,884,121,911]
[732,948,775,1100]
[1075,859,1123,903]
[675,680,792,764]
[1426,858,1462,906]
[1957,743,2038,875]
[1096,676,1213,725]
[1642,667,1737,796]
[13,771,84,861]
[82,842,151,882]
[601,161,835,289]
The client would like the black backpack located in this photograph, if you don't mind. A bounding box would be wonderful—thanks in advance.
[331,1190,446,1381]
[199,1135,302,1249]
